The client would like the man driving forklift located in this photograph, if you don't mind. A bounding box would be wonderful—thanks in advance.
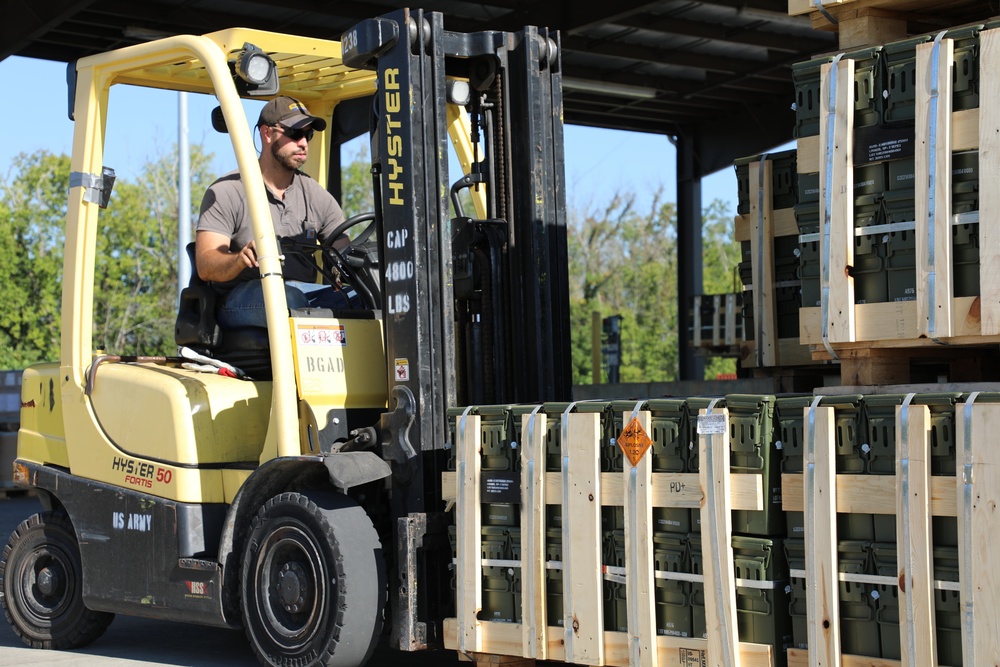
[196,95,354,329]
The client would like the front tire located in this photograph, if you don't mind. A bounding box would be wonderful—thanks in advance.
[241,491,386,667]
[0,511,113,649]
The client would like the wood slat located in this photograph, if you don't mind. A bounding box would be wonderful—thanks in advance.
[781,473,957,515]
[798,297,988,345]
[696,406,740,667]
[442,471,764,511]
[623,411,657,667]
[819,58,856,344]
[456,413,483,653]
[895,403,936,666]
[443,620,775,667]
[562,412,604,666]
[804,405,840,667]
[957,400,1000,665]
[749,158,777,367]
[980,30,1000,335]
[734,208,797,242]
[519,411,548,659]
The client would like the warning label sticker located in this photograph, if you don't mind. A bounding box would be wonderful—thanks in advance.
[618,416,653,468]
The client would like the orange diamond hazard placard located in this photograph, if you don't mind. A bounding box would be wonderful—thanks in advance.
[618,416,653,468]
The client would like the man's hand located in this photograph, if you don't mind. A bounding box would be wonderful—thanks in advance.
[195,231,258,283]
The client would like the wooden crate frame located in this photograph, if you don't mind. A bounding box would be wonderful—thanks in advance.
[795,31,1000,351]
[441,407,771,667]
[780,397,1000,666]
[691,293,742,351]
[733,179,816,370]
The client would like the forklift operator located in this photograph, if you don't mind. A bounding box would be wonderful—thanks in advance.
[195,95,350,330]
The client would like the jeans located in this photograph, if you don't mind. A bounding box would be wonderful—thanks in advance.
[218,279,352,329]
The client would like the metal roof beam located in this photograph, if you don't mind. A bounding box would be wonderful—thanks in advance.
[1,0,97,60]
[611,14,834,53]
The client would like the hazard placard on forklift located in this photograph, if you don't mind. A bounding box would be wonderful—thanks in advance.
[618,416,652,468]
[394,358,410,381]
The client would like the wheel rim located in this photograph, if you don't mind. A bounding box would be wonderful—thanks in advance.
[252,522,330,652]
[15,543,76,624]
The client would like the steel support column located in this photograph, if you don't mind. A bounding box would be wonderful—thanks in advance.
[676,132,704,382]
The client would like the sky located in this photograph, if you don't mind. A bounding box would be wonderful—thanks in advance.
[0,55,743,220]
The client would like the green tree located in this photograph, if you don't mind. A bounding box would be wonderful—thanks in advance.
[93,144,216,355]
[568,189,679,385]
[0,152,70,368]
[340,144,375,225]
[568,191,740,385]
[0,145,218,367]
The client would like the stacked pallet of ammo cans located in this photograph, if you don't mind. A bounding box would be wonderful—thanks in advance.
[442,401,784,667]
[766,3,999,666]
[776,390,1000,667]
[794,18,1000,384]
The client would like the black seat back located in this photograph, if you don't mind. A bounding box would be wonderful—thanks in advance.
[175,242,222,348]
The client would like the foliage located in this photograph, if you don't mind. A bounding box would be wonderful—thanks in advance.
[340,144,375,225]
[92,144,216,355]
[0,152,69,368]
[0,145,216,367]
[568,190,740,385]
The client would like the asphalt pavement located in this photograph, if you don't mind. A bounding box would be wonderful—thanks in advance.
[0,493,462,667]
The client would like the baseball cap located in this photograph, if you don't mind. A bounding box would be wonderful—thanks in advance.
[257,96,328,131]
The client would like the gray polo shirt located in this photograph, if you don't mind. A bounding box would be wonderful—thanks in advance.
[197,170,345,286]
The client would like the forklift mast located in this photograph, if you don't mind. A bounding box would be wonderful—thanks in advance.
[343,8,571,648]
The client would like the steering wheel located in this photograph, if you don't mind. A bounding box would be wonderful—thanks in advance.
[326,211,377,249]
[321,211,380,310]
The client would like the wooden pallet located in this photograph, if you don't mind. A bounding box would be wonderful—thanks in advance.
[441,408,769,667]
[796,30,1000,359]
[691,293,742,353]
[780,397,1000,665]
[787,0,994,49]
[810,344,1000,385]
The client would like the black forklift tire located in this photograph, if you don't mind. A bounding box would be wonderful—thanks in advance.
[241,491,386,667]
[0,511,114,649]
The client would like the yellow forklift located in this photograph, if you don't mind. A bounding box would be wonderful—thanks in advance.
[3,8,569,667]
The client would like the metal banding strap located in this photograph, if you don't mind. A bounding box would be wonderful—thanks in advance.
[800,215,979,244]
[756,153,768,368]
[523,403,545,655]
[456,405,476,651]
[789,568,961,591]
[69,171,107,205]
[804,394,823,654]
[813,0,839,25]
[703,398,735,667]
[926,31,948,343]
[898,392,917,662]
[821,54,845,361]
[961,391,979,667]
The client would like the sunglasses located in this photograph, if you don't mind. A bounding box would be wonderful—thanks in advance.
[271,125,315,142]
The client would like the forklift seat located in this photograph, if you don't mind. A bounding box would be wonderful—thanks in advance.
[174,243,272,379]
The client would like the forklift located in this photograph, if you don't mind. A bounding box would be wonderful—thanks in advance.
[2,8,569,667]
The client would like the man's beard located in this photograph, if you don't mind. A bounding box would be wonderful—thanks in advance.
[272,142,307,171]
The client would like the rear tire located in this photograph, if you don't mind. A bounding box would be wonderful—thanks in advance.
[0,511,113,649]
[241,491,386,667]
